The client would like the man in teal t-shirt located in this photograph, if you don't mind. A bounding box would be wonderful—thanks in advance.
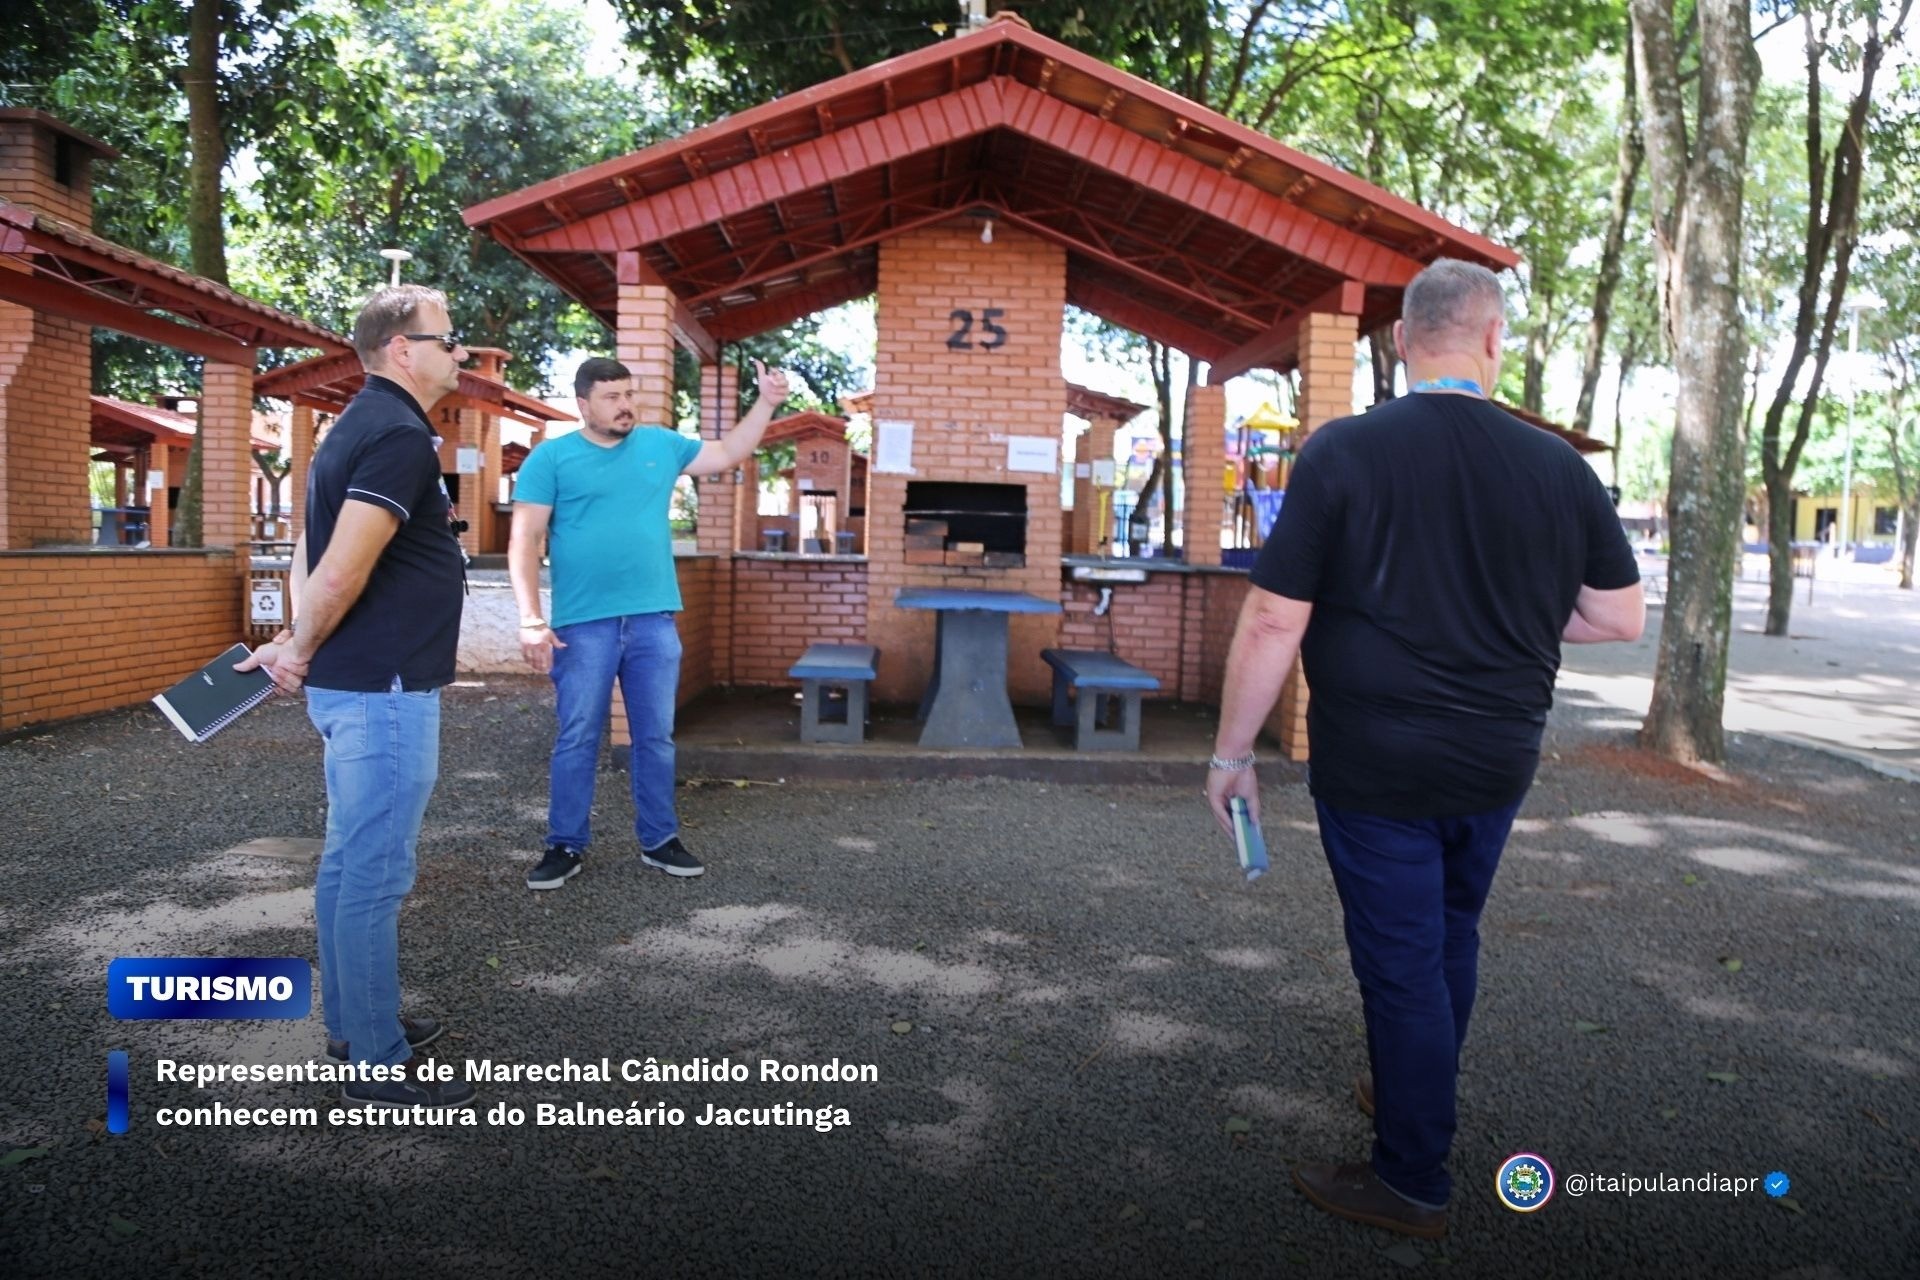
[510,356,791,890]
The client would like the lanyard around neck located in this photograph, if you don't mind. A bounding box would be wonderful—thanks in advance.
[1411,377,1486,396]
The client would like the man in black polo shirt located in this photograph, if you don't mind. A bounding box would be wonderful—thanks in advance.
[242,284,475,1110]
[1206,259,1644,1238]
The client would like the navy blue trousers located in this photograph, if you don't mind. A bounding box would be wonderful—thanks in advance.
[1315,796,1523,1207]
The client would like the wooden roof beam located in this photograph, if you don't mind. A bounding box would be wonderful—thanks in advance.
[994,207,1267,330]
[707,274,876,343]
[0,267,253,365]
[1207,280,1366,383]
[1067,276,1233,362]
[1000,81,1421,286]
[675,171,973,298]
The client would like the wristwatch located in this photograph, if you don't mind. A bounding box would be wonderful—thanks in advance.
[520,616,550,630]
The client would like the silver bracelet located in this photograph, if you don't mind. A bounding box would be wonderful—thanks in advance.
[1209,752,1256,772]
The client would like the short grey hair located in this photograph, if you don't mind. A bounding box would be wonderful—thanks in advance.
[1400,259,1506,354]
[352,284,449,368]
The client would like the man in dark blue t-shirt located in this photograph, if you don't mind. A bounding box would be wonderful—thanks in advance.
[242,284,475,1112]
[1207,260,1644,1239]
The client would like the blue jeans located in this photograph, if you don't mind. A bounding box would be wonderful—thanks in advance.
[307,682,440,1068]
[1315,796,1523,1208]
[548,612,681,852]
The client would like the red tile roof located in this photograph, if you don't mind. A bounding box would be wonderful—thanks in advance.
[0,202,346,356]
[463,16,1516,375]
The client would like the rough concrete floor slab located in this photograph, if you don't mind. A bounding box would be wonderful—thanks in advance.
[1,684,1915,1278]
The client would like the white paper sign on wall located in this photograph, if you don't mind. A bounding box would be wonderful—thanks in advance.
[1090,459,1117,486]
[456,446,481,475]
[873,421,915,473]
[1007,436,1057,474]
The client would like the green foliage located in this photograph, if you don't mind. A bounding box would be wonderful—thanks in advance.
[5,1,409,392]
[241,0,688,389]
[606,2,1210,117]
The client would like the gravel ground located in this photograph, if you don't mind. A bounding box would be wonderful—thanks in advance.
[1,678,1916,1279]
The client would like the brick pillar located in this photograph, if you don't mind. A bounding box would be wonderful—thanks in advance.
[1298,311,1359,437]
[480,406,504,551]
[200,361,255,571]
[693,360,741,688]
[288,403,314,537]
[612,256,684,745]
[0,303,92,548]
[451,403,486,556]
[147,443,170,548]
[1070,413,1122,555]
[695,361,741,556]
[467,348,510,553]
[1182,382,1229,566]
[1269,310,1360,761]
[616,259,676,429]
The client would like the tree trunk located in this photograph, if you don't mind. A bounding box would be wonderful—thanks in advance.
[1610,334,1640,490]
[1368,325,1397,404]
[1900,495,1917,590]
[1575,31,1644,436]
[1522,286,1553,415]
[1891,419,1917,589]
[1764,474,1795,632]
[174,0,229,549]
[1631,0,1758,766]
[1755,0,1910,634]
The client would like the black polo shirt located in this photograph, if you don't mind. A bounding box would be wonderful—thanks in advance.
[1250,393,1640,818]
[302,375,464,692]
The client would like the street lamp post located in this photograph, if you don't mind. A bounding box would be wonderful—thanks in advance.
[378,248,413,287]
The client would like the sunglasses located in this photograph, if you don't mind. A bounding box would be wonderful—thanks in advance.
[399,332,463,353]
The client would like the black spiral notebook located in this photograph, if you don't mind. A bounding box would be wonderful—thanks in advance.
[152,643,276,742]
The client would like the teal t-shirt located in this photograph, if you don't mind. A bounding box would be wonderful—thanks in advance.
[512,427,703,627]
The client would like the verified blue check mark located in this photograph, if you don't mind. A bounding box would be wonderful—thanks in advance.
[1764,1171,1791,1198]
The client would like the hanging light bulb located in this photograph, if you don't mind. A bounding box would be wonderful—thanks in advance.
[980,217,994,245]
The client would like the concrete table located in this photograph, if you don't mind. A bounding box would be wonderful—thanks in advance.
[895,587,1063,748]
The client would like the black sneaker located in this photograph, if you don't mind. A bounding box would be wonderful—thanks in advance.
[641,836,704,878]
[340,1059,476,1110]
[527,843,583,890]
[325,1015,443,1063]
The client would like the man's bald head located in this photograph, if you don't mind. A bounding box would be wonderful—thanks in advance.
[1399,259,1507,359]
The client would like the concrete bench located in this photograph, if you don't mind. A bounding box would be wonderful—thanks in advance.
[1041,648,1160,751]
[788,643,879,744]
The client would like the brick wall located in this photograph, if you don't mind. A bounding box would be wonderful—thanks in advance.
[866,222,1067,704]
[1052,569,1251,708]
[675,555,716,707]
[1199,572,1249,705]
[0,550,242,732]
[1056,574,1187,694]
[728,557,870,686]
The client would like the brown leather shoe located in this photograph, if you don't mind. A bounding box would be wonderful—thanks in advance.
[1292,1162,1447,1240]
[1354,1074,1375,1117]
